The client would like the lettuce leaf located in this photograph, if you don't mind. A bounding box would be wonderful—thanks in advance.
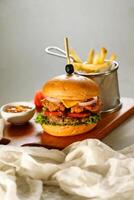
[35,113,101,126]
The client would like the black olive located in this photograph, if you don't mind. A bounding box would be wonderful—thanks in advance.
[65,64,74,75]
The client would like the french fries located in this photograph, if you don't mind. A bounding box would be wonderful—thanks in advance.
[99,47,107,64]
[69,48,83,63]
[69,46,116,73]
[87,49,94,64]
[73,62,109,73]
[109,53,117,61]
[93,53,100,65]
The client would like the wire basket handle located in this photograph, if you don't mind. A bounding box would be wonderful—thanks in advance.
[45,46,73,61]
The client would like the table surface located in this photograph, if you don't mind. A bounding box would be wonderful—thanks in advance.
[103,115,134,150]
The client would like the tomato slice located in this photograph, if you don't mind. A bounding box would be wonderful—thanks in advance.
[67,112,90,118]
[44,111,63,117]
[34,90,45,108]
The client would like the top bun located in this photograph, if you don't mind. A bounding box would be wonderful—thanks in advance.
[42,74,99,101]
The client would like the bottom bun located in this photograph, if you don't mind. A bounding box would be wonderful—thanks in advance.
[42,123,97,137]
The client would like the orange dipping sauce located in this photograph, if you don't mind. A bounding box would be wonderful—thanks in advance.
[5,105,32,113]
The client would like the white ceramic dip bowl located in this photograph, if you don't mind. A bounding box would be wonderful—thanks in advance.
[0,101,35,125]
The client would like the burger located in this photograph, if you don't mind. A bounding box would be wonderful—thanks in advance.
[35,72,101,136]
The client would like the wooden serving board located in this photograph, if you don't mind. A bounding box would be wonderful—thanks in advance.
[3,97,134,149]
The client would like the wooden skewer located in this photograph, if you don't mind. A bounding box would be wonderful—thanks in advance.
[64,37,70,64]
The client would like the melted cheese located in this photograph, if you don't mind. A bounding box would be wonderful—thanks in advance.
[61,100,80,108]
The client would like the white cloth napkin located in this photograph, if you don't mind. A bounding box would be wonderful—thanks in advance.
[0,119,4,138]
[0,137,134,199]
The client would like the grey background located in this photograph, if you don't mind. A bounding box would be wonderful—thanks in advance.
[0,0,134,106]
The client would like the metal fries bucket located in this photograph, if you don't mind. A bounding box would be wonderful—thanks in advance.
[75,61,122,113]
[45,46,122,113]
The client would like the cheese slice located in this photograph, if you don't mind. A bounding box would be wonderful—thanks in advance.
[61,100,80,108]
